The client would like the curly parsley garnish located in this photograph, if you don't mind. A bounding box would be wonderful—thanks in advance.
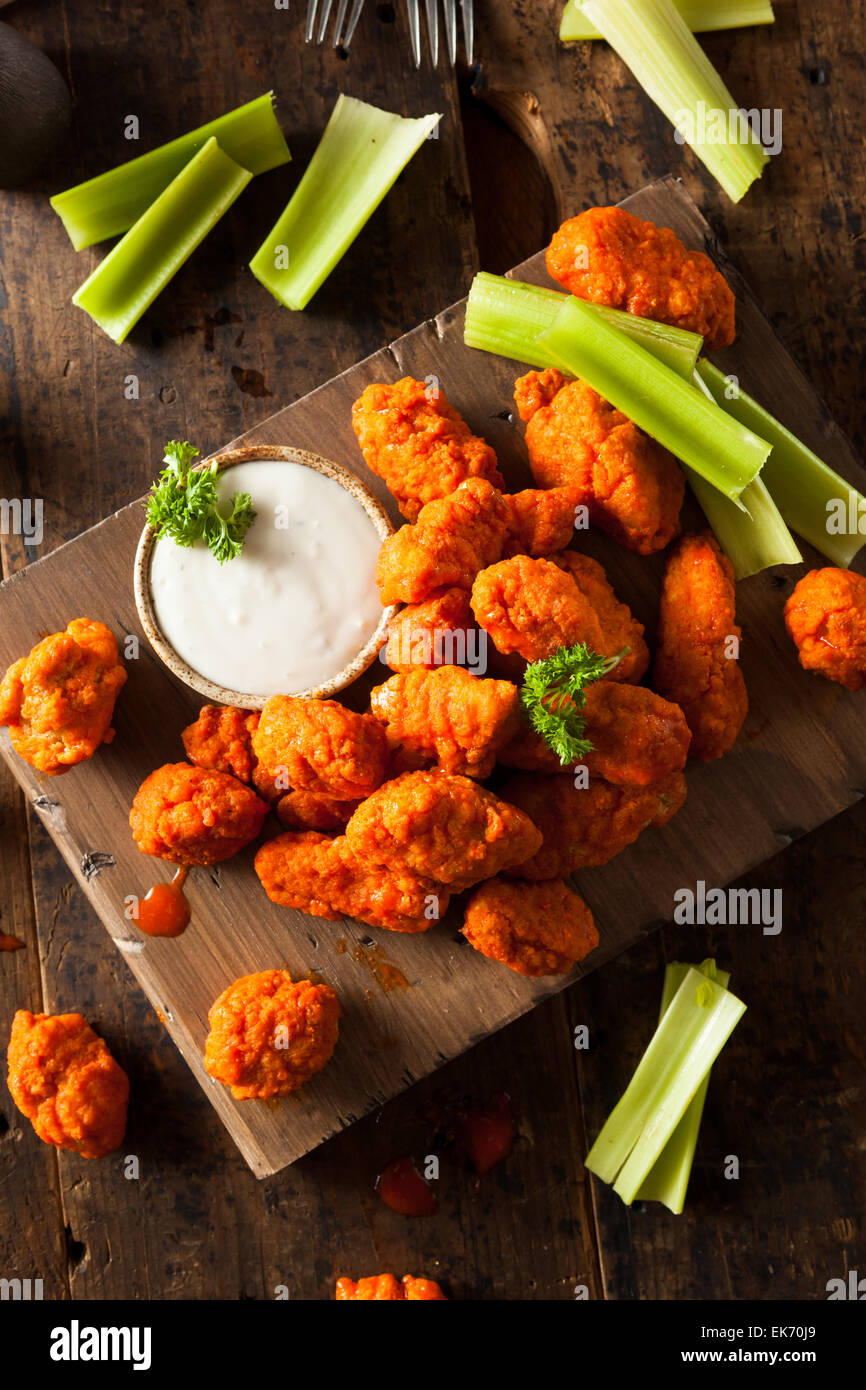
[146,441,256,564]
[520,641,627,765]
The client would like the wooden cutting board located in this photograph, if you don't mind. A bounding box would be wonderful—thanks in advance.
[2,176,864,1177]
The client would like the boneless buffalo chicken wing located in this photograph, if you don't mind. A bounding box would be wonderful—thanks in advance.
[345,770,542,891]
[182,703,260,782]
[545,206,736,350]
[370,666,521,779]
[275,789,362,832]
[501,486,580,558]
[336,1274,447,1301]
[550,549,649,682]
[383,586,476,672]
[7,1010,129,1159]
[514,370,684,555]
[501,771,687,879]
[470,555,606,664]
[129,763,268,866]
[499,681,690,787]
[352,376,503,521]
[784,568,866,691]
[655,532,748,761]
[256,830,447,933]
[252,695,388,801]
[376,478,510,606]
[0,618,127,775]
[462,877,599,977]
[204,969,340,1099]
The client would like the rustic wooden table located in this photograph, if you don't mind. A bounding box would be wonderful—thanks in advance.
[0,0,863,1301]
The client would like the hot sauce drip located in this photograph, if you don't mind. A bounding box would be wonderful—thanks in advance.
[457,1092,514,1175]
[135,867,191,937]
[0,934,25,952]
[376,1155,439,1217]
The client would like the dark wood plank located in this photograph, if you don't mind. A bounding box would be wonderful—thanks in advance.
[575,799,866,1299]
[0,761,70,1300]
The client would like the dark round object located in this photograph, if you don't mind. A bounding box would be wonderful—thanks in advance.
[0,22,71,188]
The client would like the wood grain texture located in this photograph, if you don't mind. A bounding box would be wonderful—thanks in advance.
[1,177,863,1177]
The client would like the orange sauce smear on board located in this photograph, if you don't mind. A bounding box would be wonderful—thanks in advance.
[135,867,191,937]
[0,934,25,952]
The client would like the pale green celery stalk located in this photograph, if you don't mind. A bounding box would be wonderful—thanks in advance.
[579,0,769,202]
[697,359,866,567]
[464,272,702,378]
[536,296,769,502]
[250,96,440,311]
[72,138,252,345]
[561,0,774,41]
[51,94,289,251]
[585,967,746,1203]
[634,960,730,1214]
[688,473,801,578]
[686,368,801,578]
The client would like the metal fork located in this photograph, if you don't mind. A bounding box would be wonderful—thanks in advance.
[407,0,474,67]
[305,0,366,49]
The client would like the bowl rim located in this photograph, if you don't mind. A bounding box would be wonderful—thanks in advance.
[133,443,396,708]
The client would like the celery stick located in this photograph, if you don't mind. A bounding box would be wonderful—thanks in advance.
[51,94,289,251]
[537,296,769,502]
[634,960,730,1214]
[72,138,251,345]
[250,95,440,311]
[688,472,801,578]
[585,967,746,1200]
[561,0,774,41]
[686,368,801,577]
[579,0,769,202]
[464,272,703,378]
[697,360,866,567]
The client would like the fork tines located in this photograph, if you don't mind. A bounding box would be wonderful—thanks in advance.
[305,0,366,49]
[407,0,475,67]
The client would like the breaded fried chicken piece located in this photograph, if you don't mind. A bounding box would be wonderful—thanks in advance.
[7,1010,129,1159]
[0,618,127,776]
[345,770,542,891]
[501,487,579,558]
[352,376,503,521]
[499,682,690,787]
[255,831,446,933]
[462,877,599,977]
[275,789,361,832]
[514,370,684,555]
[551,550,649,682]
[130,763,268,866]
[376,478,510,606]
[253,695,387,801]
[545,206,736,350]
[204,970,340,1100]
[370,666,521,779]
[501,771,687,879]
[655,532,748,761]
[182,704,260,782]
[784,568,866,691]
[471,555,605,662]
[382,586,476,673]
[336,1274,447,1301]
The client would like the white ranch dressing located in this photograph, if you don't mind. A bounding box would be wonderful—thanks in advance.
[150,458,383,696]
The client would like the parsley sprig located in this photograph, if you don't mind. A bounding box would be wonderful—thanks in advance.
[520,642,628,765]
[146,441,257,564]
